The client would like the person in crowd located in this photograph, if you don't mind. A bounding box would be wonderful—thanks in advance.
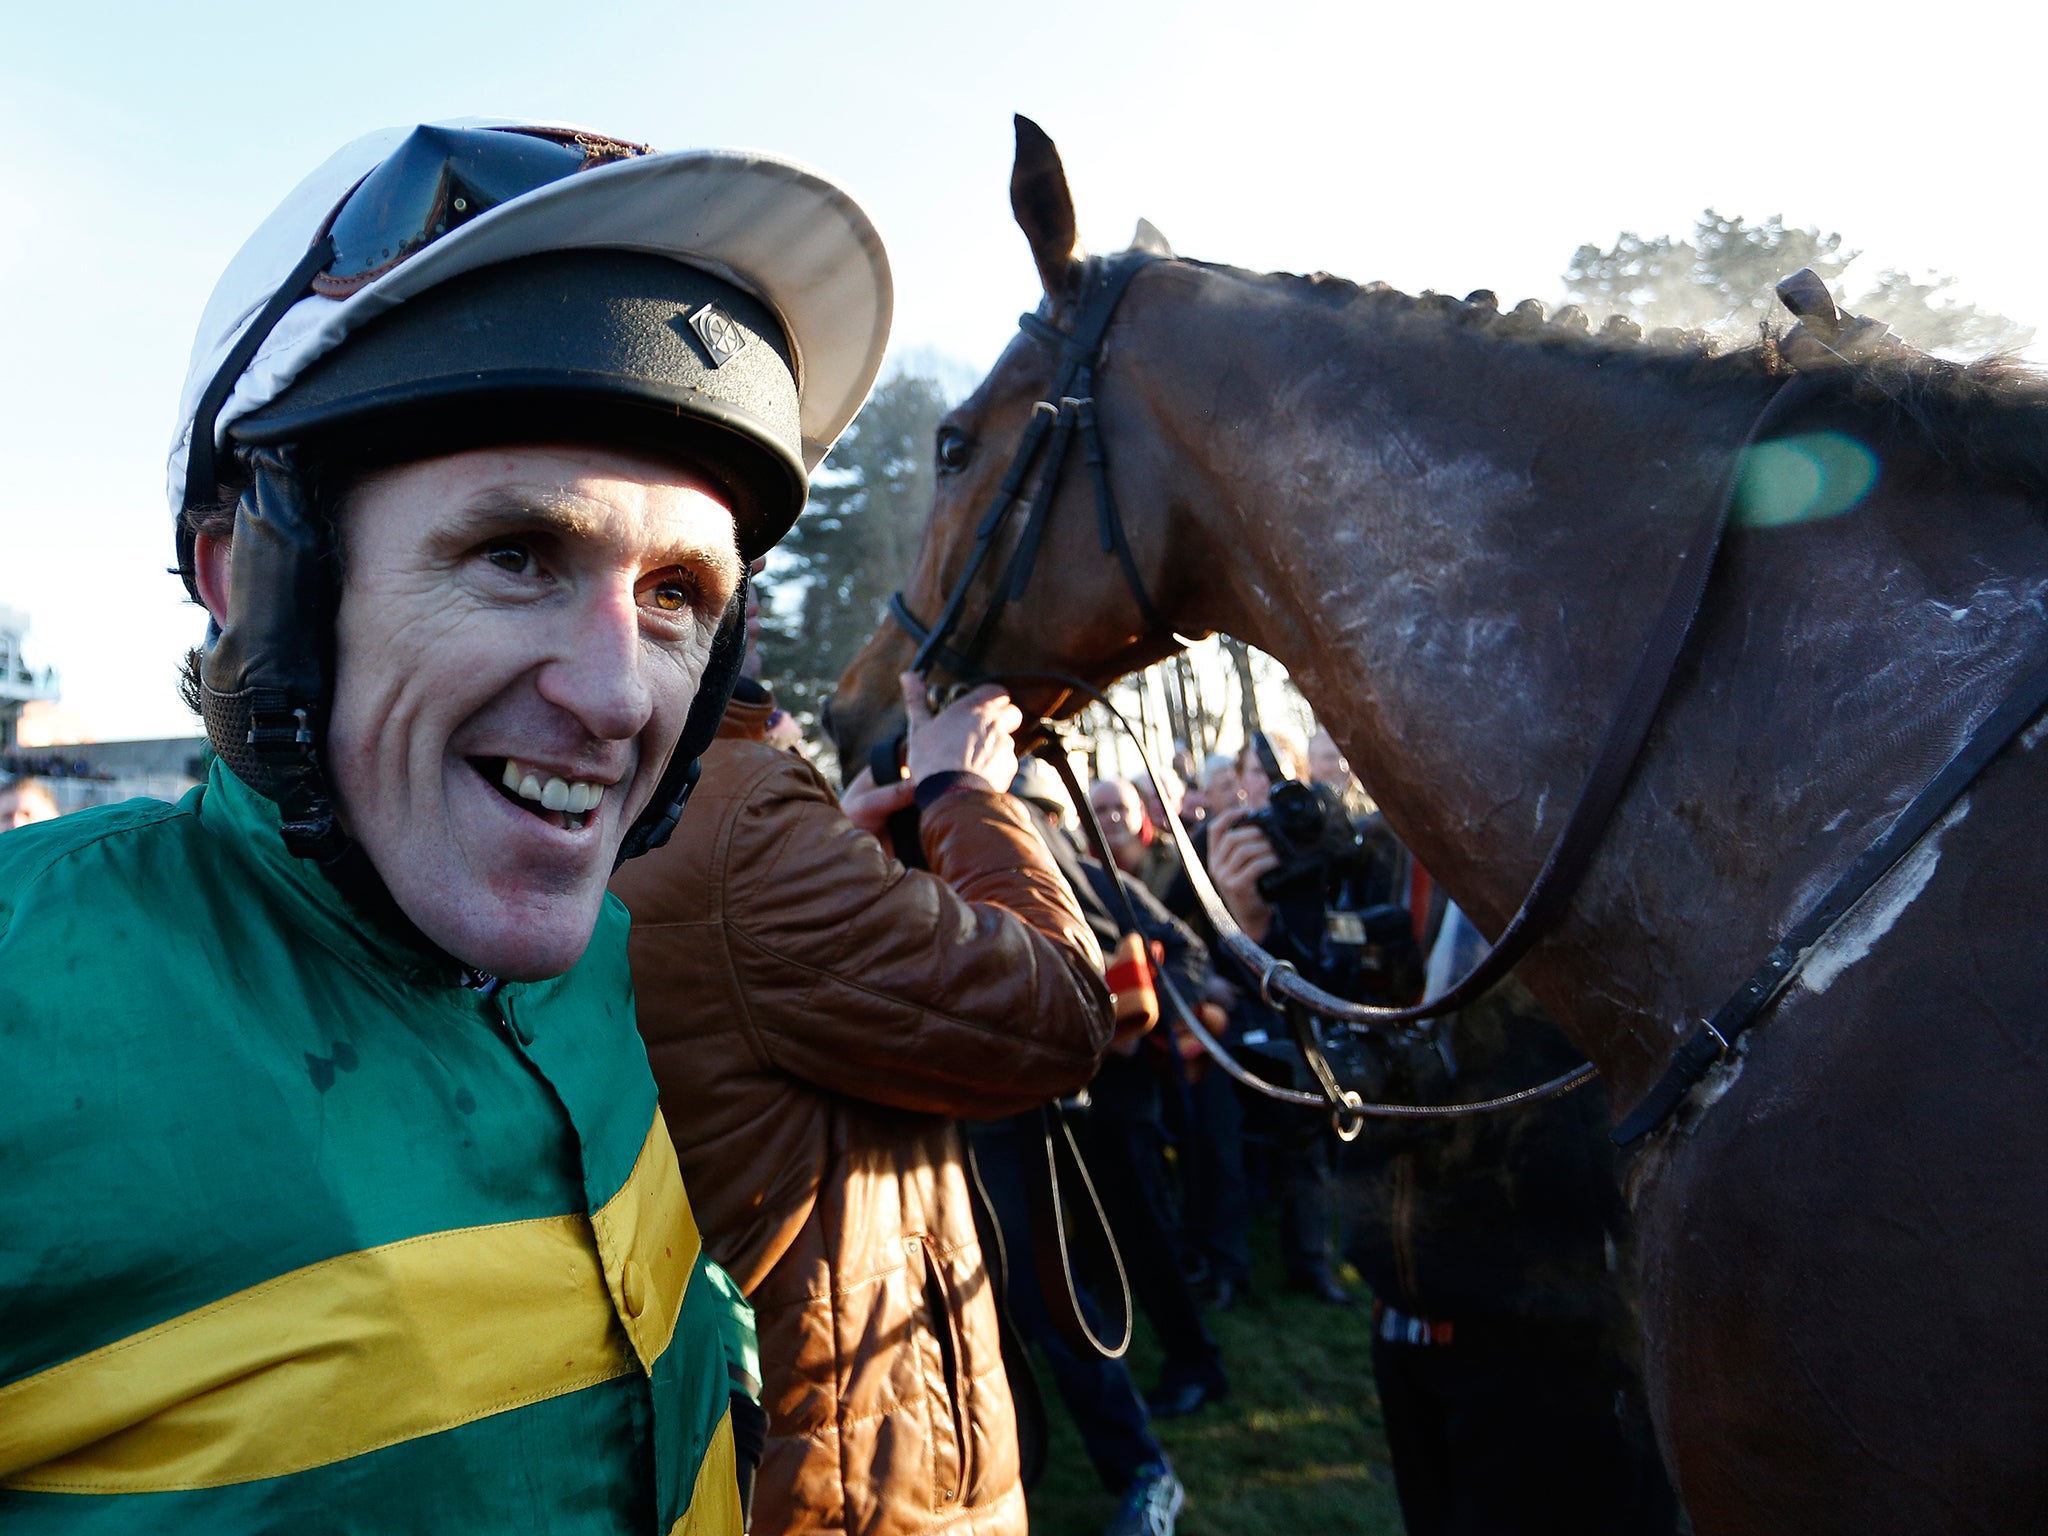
[1131,766,1179,828]
[1307,727,1376,820]
[1150,753,1252,1311]
[1012,760,1231,1425]
[1089,776,1181,898]
[0,776,58,830]
[1235,728,1308,806]
[0,118,889,1529]
[609,672,1114,1536]
[1306,727,1352,791]
[1089,777,1148,874]
[1195,751,1241,821]
[950,758,1199,1533]
[1132,768,1188,887]
[1205,733,1382,1308]
[1341,907,1680,1536]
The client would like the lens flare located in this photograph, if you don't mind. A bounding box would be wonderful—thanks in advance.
[1734,431,1879,529]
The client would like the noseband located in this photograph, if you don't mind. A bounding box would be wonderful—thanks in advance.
[887,250,1168,684]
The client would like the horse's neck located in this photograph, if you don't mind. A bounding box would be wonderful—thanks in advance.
[1142,284,2048,1095]
[1155,293,1740,922]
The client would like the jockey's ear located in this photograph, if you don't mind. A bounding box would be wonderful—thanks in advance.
[1011,114,1084,304]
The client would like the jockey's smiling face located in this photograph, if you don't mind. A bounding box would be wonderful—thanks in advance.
[197,444,741,980]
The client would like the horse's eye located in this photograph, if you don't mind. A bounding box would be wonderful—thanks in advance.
[935,426,974,473]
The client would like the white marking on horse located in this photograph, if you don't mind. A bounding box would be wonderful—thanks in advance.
[2023,714,2048,752]
[1680,1038,1749,1132]
[1798,798,1970,995]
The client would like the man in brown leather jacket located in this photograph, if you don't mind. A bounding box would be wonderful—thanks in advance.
[611,670,1113,1536]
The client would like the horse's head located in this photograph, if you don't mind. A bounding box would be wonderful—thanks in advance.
[826,117,1199,775]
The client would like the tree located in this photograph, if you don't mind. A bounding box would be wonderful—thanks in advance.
[1563,210,2032,356]
[755,371,949,724]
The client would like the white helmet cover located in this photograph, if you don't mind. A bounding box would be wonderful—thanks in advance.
[170,116,892,518]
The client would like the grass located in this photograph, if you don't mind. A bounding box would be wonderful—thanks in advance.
[1024,1222,1405,1536]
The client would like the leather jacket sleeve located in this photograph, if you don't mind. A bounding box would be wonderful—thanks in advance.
[629,745,1112,1120]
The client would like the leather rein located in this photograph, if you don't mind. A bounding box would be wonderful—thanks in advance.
[885,253,2048,1145]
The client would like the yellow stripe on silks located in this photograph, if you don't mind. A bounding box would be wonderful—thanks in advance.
[0,1215,633,1493]
[0,1111,699,1494]
[669,1410,742,1536]
[590,1109,698,1373]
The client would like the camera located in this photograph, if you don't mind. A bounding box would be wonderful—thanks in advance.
[1241,733,1378,904]
[1240,733,1424,1004]
[1242,776,1365,902]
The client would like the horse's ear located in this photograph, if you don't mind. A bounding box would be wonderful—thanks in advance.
[1129,218,1173,258]
[1011,114,1083,301]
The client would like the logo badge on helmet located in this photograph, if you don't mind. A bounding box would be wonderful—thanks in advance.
[688,302,749,367]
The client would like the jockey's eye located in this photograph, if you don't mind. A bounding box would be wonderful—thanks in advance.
[935,426,975,473]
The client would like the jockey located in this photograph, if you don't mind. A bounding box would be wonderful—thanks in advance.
[0,120,888,1532]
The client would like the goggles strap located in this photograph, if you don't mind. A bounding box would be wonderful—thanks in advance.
[179,234,336,589]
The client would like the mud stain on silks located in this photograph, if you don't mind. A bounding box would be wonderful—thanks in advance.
[304,1039,361,1093]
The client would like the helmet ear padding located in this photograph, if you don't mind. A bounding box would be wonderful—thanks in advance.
[200,447,347,862]
[616,573,750,865]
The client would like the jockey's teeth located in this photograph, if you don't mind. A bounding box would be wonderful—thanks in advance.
[499,760,607,815]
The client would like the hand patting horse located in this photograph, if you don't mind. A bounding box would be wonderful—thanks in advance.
[828,118,2048,1535]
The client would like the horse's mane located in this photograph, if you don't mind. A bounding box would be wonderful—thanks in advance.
[1215,262,2048,503]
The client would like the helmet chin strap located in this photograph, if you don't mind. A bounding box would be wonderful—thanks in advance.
[616,574,749,864]
[196,443,749,961]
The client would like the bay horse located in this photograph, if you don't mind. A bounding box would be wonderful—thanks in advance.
[826,120,2048,1534]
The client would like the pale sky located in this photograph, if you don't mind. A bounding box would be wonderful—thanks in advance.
[5,0,2043,740]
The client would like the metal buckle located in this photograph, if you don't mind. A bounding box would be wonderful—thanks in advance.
[1257,956,1299,1010]
[247,706,314,759]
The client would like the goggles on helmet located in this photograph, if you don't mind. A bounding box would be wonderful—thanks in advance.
[182,125,647,524]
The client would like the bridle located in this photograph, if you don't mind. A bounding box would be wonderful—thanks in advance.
[883,253,2048,1147]
[887,249,1171,685]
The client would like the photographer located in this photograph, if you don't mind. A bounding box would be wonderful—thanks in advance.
[1206,733,1419,1306]
[1211,734,1418,1008]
